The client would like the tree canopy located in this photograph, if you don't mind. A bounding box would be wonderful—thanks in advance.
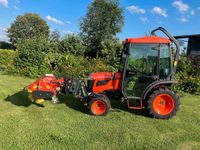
[7,13,49,46]
[49,30,61,53]
[80,0,124,57]
[60,34,86,56]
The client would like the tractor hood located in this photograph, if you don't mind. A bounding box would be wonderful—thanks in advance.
[89,72,113,80]
[88,72,122,93]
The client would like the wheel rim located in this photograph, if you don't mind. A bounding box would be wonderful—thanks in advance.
[91,100,107,115]
[153,94,175,115]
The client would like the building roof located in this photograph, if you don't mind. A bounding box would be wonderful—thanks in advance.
[174,34,200,39]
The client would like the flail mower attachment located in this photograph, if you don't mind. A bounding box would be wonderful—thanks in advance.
[26,74,88,104]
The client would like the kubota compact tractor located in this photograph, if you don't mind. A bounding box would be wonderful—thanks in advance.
[27,27,180,119]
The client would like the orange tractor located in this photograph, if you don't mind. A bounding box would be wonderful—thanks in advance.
[27,27,180,119]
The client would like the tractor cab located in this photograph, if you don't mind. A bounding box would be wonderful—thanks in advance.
[117,27,180,117]
[122,36,172,98]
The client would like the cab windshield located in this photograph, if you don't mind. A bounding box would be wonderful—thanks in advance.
[127,43,171,78]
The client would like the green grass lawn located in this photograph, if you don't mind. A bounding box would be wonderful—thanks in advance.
[0,74,200,150]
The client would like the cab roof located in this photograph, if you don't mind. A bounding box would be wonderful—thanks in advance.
[124,36,170,44]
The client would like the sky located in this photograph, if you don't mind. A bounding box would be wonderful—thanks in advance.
[0,0,200,42]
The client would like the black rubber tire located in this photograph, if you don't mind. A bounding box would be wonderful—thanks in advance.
[88,94,111,116]
[147,88,180,119]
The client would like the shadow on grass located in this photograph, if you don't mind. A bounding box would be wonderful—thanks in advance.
[110,100,148,117]
[60,95,148,117]
[4,90,32,107]
[4,89,87,112]
[4,90,148,117]
[59,94,89,114]
[4,90,45,107]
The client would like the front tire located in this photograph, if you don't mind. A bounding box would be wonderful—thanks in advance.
[88,95,110,116]
[147,88,180,119]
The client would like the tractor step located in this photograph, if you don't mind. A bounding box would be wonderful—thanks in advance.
[127,97,143,110]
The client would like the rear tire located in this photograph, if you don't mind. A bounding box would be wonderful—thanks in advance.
[88,94,110,116]
[147,88,180,119]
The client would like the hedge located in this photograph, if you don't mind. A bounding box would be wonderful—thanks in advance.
[0,49,18,72]
[44,52,114,79]
[175,55,200,95]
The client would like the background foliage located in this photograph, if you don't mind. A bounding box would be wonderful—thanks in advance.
[59,34,86,56]
[59,54,113,79]
[14,35,49,78]
[44,53,113,79]
[0,49,18,72]
[175,55,200,95]
[7,13,49,46]
[80,0,124,58]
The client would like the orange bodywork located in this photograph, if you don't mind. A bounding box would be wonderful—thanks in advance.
[90,72,122,93]
[124,36,170,44]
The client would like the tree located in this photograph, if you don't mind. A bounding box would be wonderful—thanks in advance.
[101,37,123,68]
[60,34,86,56]
[15,35,50,77]
[80,0,124,57]
[7,13,49,46]
[49,30,61,52]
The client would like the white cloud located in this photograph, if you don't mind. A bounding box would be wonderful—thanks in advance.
[0,34,9,41]
[172,0,189,13]
[0,27,7,32]
[46,16,63,25]
[49,28,55,32]
[14,5,20,11]
[0,27,9,42]
[190,10,195,15]
[140,17,149,23]
[63,30,74,35]
[126,5,145,14]
[0,0,8,7]
[151,7,168,17]
[177,17,189,23]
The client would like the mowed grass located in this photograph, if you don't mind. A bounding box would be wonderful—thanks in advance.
[0,74,200,150]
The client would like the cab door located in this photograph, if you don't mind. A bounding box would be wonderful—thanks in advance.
[124,44,159,97]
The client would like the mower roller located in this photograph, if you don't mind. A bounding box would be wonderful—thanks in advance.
[27,27,180,119]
